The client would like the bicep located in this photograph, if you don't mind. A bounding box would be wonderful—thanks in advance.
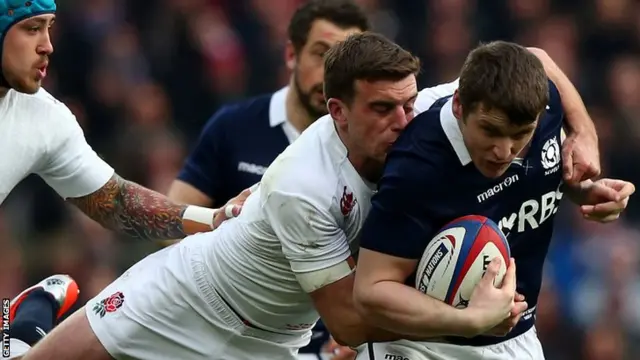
[307,267,355,320]
[167,179,214,207]
[354,249,418,291]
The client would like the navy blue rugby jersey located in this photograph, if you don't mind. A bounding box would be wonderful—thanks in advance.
[177,88,294,204]
[360,80,564,346]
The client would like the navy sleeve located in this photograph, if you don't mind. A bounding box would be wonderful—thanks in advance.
[177,107,231,200]
[360,118,446,260]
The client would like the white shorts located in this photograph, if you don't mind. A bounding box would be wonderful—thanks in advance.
[7,338,31,359]
[86,240,302,360]
[355,327,544,360]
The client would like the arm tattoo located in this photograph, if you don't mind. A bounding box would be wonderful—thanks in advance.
[68,174,188,241]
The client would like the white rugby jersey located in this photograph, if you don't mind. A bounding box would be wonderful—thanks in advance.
[189,80,460,343]
[0,88,114,203]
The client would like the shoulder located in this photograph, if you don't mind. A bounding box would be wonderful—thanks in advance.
[397,106,458,167]
[379,106,462,200]
[538,79,564,133]
[415,78,459,115]
[547,79,562,109]
[261,117,339,208]
[262,158,335,212]
[204,92,275,132]
[10,89,83,147]
[10,88,75,121]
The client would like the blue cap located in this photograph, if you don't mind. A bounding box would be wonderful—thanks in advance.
[0,0,56,35]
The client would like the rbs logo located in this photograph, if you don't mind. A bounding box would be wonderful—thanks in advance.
[498,183,563,236]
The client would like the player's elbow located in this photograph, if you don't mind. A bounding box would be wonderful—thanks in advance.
[526,47,548,59]
[330,325,368,347]
[527,47,553,69]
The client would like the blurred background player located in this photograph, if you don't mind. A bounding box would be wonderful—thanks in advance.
[167,1,370,358]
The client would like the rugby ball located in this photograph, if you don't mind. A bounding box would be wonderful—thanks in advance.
[415,215,510,308]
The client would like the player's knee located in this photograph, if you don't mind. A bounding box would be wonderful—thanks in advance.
[22,309,112,360]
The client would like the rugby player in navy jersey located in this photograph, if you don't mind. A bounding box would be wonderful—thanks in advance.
[352,41,634,360]
[168,0,369,209]
[167,2,369,358]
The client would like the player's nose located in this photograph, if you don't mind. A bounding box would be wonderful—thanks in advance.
[491,140,513,161]
[391,106,410,130]
[38,35,54,55]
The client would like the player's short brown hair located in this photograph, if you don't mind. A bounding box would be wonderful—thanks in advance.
[288,0,370,53]
[458,41,549,126]
[323,32,421,104]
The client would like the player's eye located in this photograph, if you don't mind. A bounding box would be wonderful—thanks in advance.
[511,131,531,141]
[482,126,501,137]
[373,106,392,115]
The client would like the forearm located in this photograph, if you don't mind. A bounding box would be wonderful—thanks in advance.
[355,280,474,338]
[528,47,596,135]
[69,174,215,241]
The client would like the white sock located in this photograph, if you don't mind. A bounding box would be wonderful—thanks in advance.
[7,338,31,359]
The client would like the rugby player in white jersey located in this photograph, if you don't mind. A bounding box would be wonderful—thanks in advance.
[0,0,243,357]
[15,32,605,360]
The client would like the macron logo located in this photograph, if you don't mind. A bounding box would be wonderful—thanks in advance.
[477,174,520,203]
[237,161,268,175]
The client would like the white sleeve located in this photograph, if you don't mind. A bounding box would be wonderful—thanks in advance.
[37,111,114,199]
[263,190,352,289]
[414,78,459,115]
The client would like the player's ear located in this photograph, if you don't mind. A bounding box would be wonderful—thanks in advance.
[285,41,297,71]
[327,98,347,125]
[452,90,464,121]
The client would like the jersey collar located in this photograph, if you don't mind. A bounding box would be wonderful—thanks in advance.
[440,97,472,166]
[269,86,301,143]
[268,86,288,127]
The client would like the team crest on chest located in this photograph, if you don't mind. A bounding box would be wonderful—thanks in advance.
[541,136,560,176]
[339,186,357,216]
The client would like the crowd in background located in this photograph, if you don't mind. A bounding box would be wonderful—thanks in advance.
[1,0,639,359]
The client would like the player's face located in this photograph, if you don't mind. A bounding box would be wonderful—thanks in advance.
[334,75,418,164]
[286,20,361,119]
[1,14,54,94]
[454,94,538,178]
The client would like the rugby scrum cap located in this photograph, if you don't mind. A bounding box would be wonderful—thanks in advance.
[0,0,56,87]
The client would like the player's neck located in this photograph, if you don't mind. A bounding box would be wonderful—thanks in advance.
[0,86,8,97]
[285,86,314,133]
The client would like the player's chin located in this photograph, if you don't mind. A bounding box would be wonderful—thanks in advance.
[13,78,41,94]
[478,163,510,178]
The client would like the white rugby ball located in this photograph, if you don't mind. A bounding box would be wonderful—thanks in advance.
[415,215,510,308]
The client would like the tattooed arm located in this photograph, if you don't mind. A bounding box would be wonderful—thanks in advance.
[68,174,215,241]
